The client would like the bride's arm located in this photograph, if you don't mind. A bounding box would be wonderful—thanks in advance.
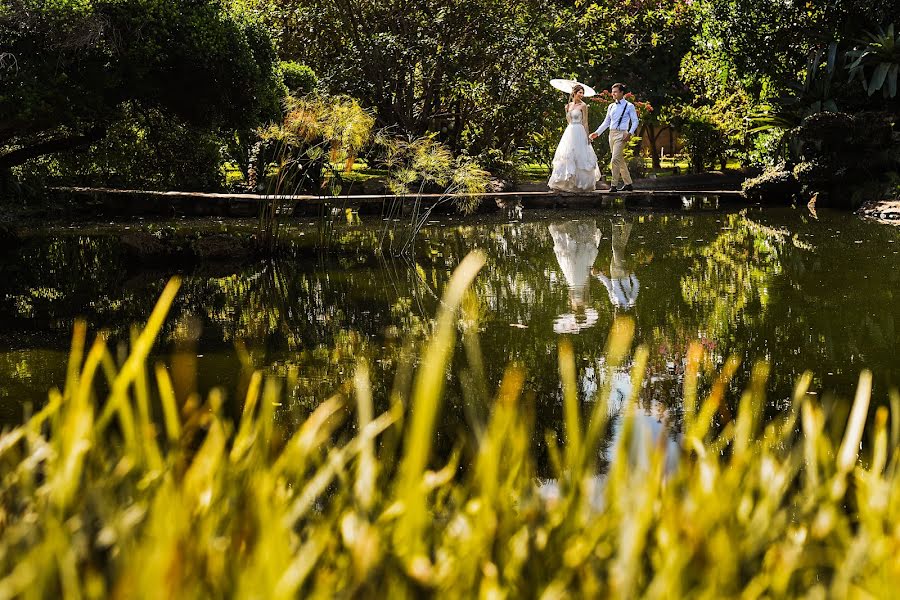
[583,104,590,136]
[565,103,572,124]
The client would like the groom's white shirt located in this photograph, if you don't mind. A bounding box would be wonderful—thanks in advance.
[593,100,639,136]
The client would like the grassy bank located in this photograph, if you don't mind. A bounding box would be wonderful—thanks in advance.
[1,252,899,598]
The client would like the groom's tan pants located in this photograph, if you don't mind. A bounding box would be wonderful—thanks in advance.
[609,129,633,186]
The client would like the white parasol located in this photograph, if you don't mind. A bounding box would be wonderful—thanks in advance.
[550,78,597,97]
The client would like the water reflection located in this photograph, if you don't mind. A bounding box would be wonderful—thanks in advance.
[549,220,601,334]
[593,217,640,311]
[1,209,899,478]
[539,366,681,508]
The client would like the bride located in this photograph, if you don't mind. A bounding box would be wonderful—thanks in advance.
[548,84,602,193]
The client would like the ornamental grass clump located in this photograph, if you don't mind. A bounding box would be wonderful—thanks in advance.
[2,252,900,598]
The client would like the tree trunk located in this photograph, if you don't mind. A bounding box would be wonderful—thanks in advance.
[641,124,669,171]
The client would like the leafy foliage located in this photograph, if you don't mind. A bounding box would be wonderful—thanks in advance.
[250,0,565,160]
[0,0,281,178]
[279,61,318,96]
[374,132,489,254]
[698,0,898,91]
[671,93,749,173]
[26,104,227,191]
[742,169,800,203]
[254,93,376,253]
[847,24,900,98]
[789,111,899,208]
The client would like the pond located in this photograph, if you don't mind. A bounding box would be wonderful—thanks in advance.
[1,206,898,472]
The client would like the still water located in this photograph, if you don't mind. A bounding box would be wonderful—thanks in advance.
[1,207,898,466]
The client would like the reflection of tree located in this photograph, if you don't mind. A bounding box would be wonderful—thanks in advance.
[5,211,900,454]
[679,212,781,340]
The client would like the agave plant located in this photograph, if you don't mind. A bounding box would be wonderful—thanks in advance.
[847,23,900,98]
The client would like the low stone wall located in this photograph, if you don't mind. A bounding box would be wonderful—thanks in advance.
[857,199,900,226]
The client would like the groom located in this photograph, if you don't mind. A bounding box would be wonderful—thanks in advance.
[589,83,639,192]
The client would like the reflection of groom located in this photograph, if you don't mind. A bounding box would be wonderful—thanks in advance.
[589,83,639,192]
[592,217,639,309]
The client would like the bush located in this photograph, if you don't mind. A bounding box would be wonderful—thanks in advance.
[474,148,523,182]
[795,112,854,159]
[746,129,789,168]
[742,168,800,203]
[792,159,833,186]
[280,61,318,96]
[627,156,647,180]
[1,0,282,181]
[850,111,894,147]
[788,111,898,208]
[678,109,729,173]
[40,104,226,191]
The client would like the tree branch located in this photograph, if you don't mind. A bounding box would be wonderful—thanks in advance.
[0,125,107,170]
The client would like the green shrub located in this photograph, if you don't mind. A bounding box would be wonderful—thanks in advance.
[627,156,648,180]
[1,0,281,181]
[792,159,833,186]
[795,112,854,158]
[41,104,226,191]
[789,111,898,207]
[742,168,800,203]
[473,148,523,182]
[280,61,318,96]
[850,111,894,147]
[678,109,729,172]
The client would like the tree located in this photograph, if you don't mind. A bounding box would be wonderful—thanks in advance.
[566,0,699,169]
[698,0,900,92]
[0,0,281,175]
[250,0,566,157]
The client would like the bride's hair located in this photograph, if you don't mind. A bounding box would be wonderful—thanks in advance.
[569,84,585,105]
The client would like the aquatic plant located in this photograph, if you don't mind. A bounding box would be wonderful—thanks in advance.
[254,94,376,254]
[2,254,900,597]
[375,132,489,255]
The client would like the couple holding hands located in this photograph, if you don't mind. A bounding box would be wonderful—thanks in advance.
[547,82,639,194]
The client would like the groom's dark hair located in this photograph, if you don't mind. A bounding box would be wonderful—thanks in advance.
[612,83,627,92]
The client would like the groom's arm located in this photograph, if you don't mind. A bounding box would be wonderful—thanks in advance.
[628,103,639,135]
[590,107,612,139]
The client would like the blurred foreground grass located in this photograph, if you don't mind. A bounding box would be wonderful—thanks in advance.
[2,251,900,598]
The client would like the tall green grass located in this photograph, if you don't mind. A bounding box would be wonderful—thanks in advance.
[2,252,900,598]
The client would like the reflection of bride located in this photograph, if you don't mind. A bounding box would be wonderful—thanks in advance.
[549,220,601,333]
[547,85,602,193]
[593,217,639,309]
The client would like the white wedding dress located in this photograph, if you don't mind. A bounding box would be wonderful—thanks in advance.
[548,105,601,192]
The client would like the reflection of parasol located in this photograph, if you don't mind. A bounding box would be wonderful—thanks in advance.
[550,78,597,97]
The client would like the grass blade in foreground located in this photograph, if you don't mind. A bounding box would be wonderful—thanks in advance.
[1,257,900,597]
